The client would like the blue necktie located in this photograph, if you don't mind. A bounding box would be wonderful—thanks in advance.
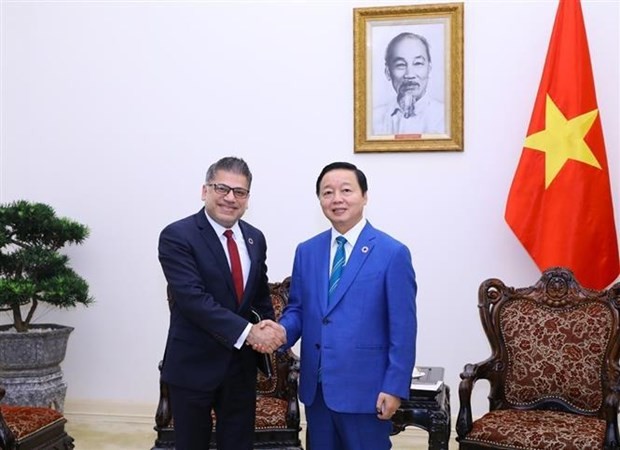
[328,236,347,299]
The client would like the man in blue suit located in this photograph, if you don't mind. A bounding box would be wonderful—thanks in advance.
[278,161,417,450]
[158,156,285,450]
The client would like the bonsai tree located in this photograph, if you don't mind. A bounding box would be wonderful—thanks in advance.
[0,200,93,332]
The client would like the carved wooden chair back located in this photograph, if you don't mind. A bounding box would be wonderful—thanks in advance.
[456,267,620,450]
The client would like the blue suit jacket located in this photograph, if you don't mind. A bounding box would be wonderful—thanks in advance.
[158,209,273,392]
[279,222,417,413]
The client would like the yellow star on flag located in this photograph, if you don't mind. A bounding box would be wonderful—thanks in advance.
[524,94,600,188]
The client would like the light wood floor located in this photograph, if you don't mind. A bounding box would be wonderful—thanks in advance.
[65,416,459,449]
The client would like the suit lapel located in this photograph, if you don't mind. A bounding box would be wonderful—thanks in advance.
[326,223,376,314]
[239,221,258,307]
[313,232,332,314]
[195,211,237,300]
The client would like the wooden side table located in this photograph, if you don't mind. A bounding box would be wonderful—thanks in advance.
[391,366,451,450]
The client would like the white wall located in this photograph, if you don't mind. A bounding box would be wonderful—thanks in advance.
[1,0,618,420]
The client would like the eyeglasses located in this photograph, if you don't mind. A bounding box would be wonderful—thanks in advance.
[207,183,250,199]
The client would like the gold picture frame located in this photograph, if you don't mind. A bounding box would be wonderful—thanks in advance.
[353,3,464,152]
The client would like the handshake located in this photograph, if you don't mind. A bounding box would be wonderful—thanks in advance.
[246,320,286,354]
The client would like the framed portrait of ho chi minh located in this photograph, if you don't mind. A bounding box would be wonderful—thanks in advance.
[353,3,464,152]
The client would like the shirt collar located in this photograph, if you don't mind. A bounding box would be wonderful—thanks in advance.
[331,217,367,248]
[204,210,242,239]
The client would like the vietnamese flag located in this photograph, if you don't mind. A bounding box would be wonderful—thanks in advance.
[505,0,619,290]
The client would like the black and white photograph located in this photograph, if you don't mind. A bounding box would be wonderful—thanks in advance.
[372,25,446,137]
[354,3,464,152]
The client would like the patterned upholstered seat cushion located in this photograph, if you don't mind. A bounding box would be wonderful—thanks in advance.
[212,397,288,429]
[501,300,611,412]
[255,396,288,429]
[0,404,65,441]
[464,409,606,450]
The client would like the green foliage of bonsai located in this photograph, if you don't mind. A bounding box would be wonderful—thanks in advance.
[0,201,93,332]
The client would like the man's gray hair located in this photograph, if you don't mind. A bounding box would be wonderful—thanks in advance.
[205,156,253,188]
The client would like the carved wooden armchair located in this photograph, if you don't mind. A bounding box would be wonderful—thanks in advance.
[152,278,303,450]
[0,387,74,450]
[456,267,620,450]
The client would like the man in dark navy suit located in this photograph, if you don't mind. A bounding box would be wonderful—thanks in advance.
[158,156,285,450]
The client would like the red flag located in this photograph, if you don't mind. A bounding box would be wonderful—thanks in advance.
[505,0,619,290]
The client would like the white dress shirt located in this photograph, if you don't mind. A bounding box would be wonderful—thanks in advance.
[205,212,252,348]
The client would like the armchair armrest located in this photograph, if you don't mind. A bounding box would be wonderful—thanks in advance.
[154,360,172,429]
[603,385,620,449]
[456,359,497,439]
[285,352,301,430]
[456,363,476,438]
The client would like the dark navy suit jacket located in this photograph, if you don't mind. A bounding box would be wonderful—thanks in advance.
[158,209,273,392]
